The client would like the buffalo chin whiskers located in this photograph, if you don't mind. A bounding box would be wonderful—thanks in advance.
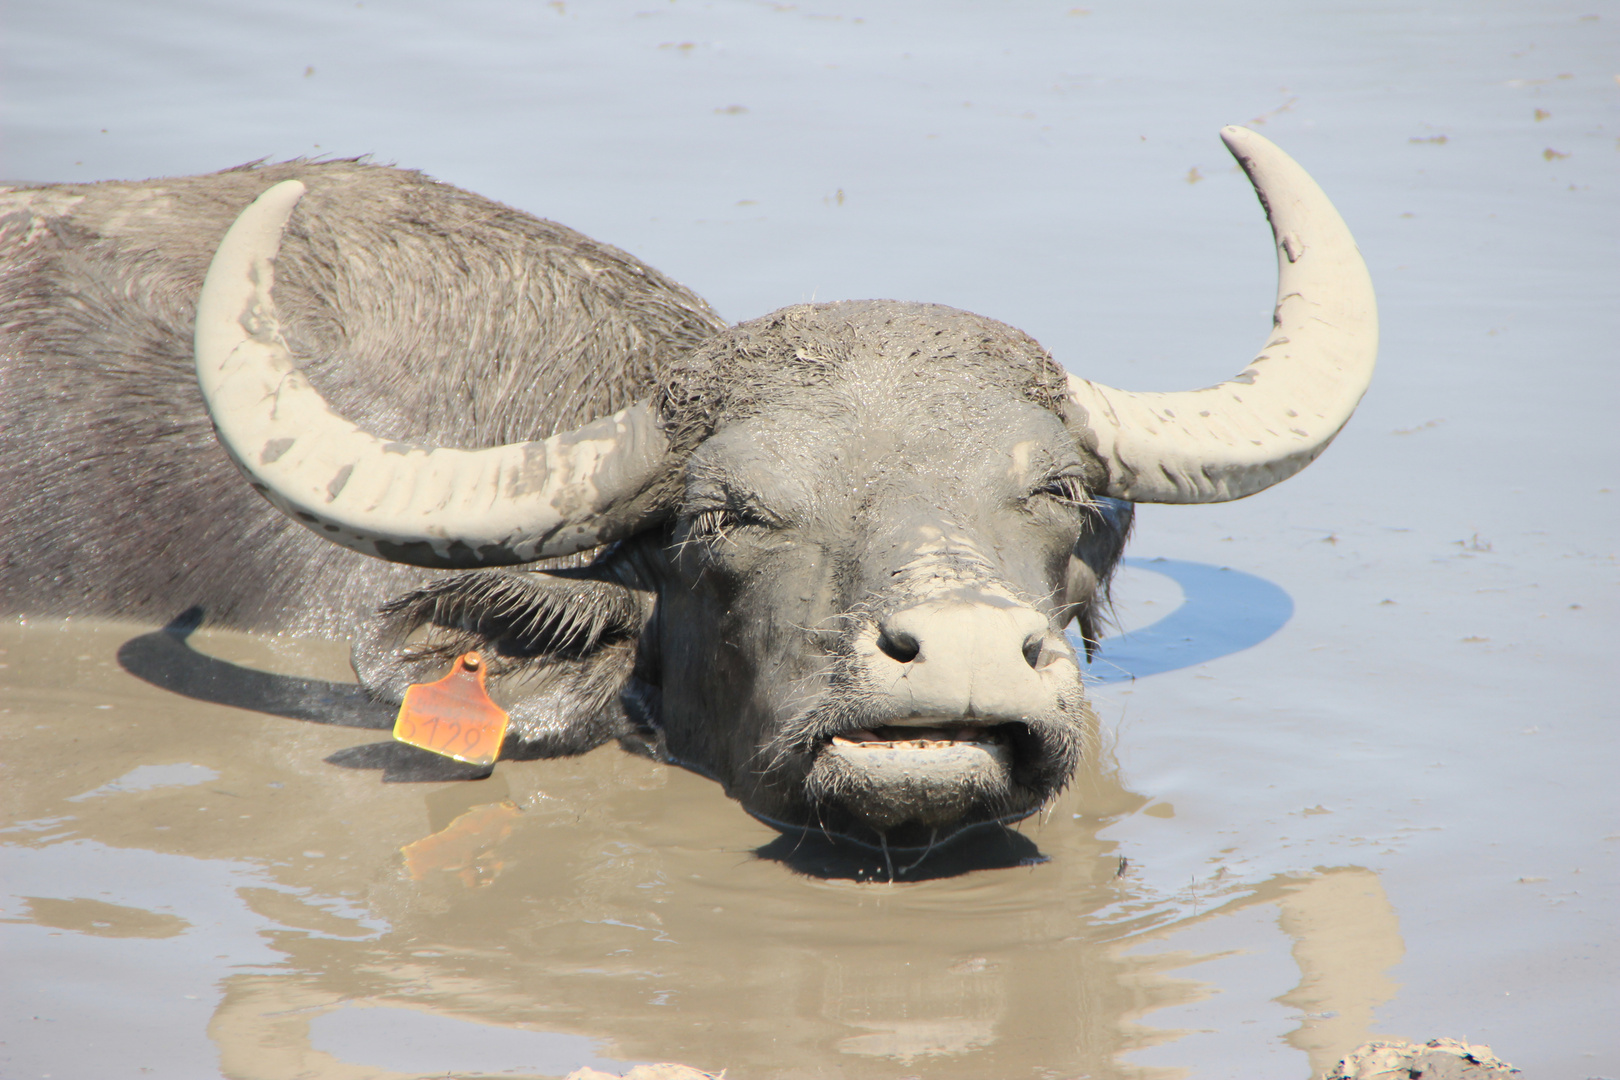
[895,829,941,877]
[875,827,944,883]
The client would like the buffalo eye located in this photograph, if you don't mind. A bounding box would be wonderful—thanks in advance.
[1030,473,1092,509]
[686,503,775,546]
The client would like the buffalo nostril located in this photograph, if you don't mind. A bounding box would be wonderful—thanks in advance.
[876,628,921,664]
[1022,633,1044,669]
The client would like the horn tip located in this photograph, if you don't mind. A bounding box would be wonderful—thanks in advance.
[1219,125,1269,155]
[258,178,308,215]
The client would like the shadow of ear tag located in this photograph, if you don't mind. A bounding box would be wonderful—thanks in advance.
[392,652,508,767]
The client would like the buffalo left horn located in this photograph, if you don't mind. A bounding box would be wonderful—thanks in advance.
[1064,126,1378,503]
[193,179,671,569]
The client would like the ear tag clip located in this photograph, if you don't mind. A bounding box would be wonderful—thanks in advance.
[392,652,509,767]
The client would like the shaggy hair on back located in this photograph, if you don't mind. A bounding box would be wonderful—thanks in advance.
[0,159,726,635]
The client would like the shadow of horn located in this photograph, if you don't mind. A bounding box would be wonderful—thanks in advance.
[115,606,394,730]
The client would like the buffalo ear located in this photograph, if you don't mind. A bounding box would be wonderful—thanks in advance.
[1062,497,1134,659]
[350,568,654,758]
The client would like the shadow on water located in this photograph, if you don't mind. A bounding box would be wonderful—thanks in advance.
[320,741,494,782]
[755,822,1048,882]
[1080,557,1295,684]
[115,607,489,782]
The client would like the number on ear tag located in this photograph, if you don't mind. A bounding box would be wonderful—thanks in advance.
[392,652,509,767]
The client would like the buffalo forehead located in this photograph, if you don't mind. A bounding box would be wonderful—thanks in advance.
[693,393,1072,517]
[689,310,1078,509]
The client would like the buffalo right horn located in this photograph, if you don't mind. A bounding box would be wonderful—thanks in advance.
[1064,126,1378,503]
[193,180,672,569]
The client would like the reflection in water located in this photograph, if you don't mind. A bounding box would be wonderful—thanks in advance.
[1277,870,1404,1077]
[401,798,524,887]
[1119,870,1404,1077]
[754,824,1049,882]
[65,761,219,800]
[307,1004,628,1078]
[2,609,1406,1080]
[19,894,191,939]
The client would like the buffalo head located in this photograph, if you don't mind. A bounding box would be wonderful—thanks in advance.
[193,128,1375,848]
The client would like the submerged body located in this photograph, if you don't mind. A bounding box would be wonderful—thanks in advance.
[0,129,1374,847]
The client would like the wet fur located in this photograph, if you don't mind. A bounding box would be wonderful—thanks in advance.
[657,301,1072,456]
[2,167,1135,843]
[354,303,1135,836]
[0,160,723,636]
[350,567,654,758]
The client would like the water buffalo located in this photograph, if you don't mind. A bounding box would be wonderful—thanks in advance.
[0,128,1376,849]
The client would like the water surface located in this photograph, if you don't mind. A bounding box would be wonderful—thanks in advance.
[2,1,1615,1076]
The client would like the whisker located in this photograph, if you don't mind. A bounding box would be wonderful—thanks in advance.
[896,829,939,876]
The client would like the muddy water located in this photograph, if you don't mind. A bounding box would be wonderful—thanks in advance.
[5,0,1618,1076]
[3,591,1408,1080]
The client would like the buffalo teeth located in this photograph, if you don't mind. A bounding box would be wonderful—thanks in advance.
[830,724,994,749]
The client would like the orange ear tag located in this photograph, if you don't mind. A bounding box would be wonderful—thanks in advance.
[392,652,509,767]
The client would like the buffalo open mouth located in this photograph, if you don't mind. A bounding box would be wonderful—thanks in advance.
[802,718,1049,847]
[826,721,1016,751]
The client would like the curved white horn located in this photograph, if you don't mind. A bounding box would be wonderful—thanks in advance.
[1065,126,1378,503]
[194,180,671,568]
